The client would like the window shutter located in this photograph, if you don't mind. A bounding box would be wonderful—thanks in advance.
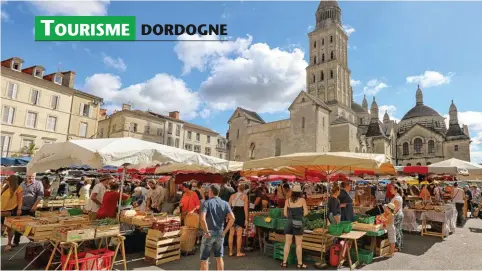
[2,106,9,123]
[30,90,35,103]
[79,103,84,115]
[88,105,93,118]
[7,107,15,124]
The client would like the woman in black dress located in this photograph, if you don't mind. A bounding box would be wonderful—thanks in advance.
[228,183,249,257]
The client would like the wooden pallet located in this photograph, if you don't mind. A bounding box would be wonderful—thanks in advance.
[302,232,334,252]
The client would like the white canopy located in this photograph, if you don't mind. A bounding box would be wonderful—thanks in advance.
[429,158,482,175]
[27,137,229,173]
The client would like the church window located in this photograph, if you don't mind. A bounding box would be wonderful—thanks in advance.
[330,70,333,79]
[427,162,432,165]
[314,56,317,64]
[435,121,439,128]
[322,38,324,45]
[323,117,325,129]
[314,41,316,48]
[237,129,239,139]
[322,54,325,62]
[416,163,421,166]
[275,138,281,156]
[454,145,459,151]
[321,71,324,81]
[301,97,306,103]
[428,140,435,154]
[359,118,363,125]
[414,138,422,154]
[238,112,240,117]
[330,36,333,43]
[312,74,316,83]
[302,117,305,130]
[331,51,334,60]
[249,143,255,159]
[406,163,411,166]
[403,142,409,155]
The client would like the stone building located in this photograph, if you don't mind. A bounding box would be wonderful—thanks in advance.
[1,57,103,157]
[226,1,471,163]
[97,104,228,159]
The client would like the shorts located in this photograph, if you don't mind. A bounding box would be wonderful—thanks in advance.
[284,220,304,236]
[200,230,224,261]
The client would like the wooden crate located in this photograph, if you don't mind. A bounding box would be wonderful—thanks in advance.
[352,222,382,232]
[132,216,155,227]
[147,229,181,239]
[5,216,33,228]
[34,211,62,218]
[145,229,181,264]
[43,200,64,207]
[144,254,180,265]
[302,232,334,252]
[375,244,390,257]
[53,227,95,242]
[63,199,80,207]
[377,238,389,249]
[60,216,88,225]
[28,223,62,240]
[95,224,120,238]
[269,232,285,243]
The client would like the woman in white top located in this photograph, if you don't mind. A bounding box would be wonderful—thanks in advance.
[389,184,404,252]
[79,178,92,201]
[228,183,249,257]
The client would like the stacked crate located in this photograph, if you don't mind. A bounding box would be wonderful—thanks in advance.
[273,242,297,264]
[375,238,390,257]
[302,231,334,253]
[144,228,181,265]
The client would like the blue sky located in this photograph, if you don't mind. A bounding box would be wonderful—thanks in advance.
[1,1,482,162]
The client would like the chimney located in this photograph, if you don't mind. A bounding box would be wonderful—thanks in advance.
[122,103,132,111]
[62,71,76,88]
[99,109,107,120]
[169,111,180,119]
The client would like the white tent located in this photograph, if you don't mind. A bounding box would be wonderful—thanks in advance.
[429,158,482,175]
[27,137,229,173]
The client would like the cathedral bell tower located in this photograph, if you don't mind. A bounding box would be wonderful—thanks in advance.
[306,0,351,109]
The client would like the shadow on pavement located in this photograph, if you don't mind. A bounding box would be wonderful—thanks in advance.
[398,232,442,256]
[468,227,482,233]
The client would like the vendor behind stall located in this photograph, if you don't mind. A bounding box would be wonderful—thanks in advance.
[327,183,341,224]
[1,175,23,252]
[146,179,165,213]
[338,181,355,222]
[96,182,130,219]
[180,182,201,220]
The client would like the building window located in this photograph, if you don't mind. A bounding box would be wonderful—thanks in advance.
[323,117,325,128]
[167,137,173,146]
[194,145,201,153]
[403,142,409,155]
[359,118,363,125]
[187,131,192,140]
[144,125,150,134]
[79,122,88,137]
[322,38,324,45]
[80,103,91,117]
[219,154,223,159]
[454,145,459,152]
[157,128,163,136]
[6,82,18,99]
[330,35,333,43]
[331,51,334,59]
[414,138,422,154]
[46,116,57,131]
[302,117,305,130]
[237,129,239,139]
[22,139,34,154]
[313,41,316,48]
[25,111,38,128]
[168,123,173,134]
[330,70,333,79]
[313,56,317,64]
[1,135,11,156]
[416,162,422,166]
[322,54,325,62]
[51,95,60,110]
[205,147,211,156]
[312,74,315,83]
[428,140,435,154]
[406,163,411,166]
[185,144,192,151]
[427,162,432,165]
[207,135,211,143]
[30,89,40,105]
[54,75,62,85]
[196,133,200,141]
[175,138,180,148]
[321,71,324,81]
[275,138,281,156]
[176,124,181,136]
[12,62,21,71]
[112,124,117,133]
[34,69,43,78]
[100,128,104,138]
[130,123,138,133]
[249,143,255,159]
[2,106,15,124]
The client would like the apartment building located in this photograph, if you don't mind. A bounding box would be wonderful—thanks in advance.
[97,104,228,159]
[1,57,103,157]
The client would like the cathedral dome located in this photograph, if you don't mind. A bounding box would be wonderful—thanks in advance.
[401,104,442,121]
[351,102,366,113]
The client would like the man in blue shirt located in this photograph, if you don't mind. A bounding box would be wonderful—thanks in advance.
[199,184,235,271]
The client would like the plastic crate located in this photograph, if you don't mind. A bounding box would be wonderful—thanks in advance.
[273,242,297,264]
[67,208,83,216]
[339,221,353,233]
[275,218,287,231]
[269,208,283,219]
[61,248,114,270]
[152,220,181,233]
[357,215,376,224]
[328,224,343,236]
[253,216,276,229]
[263,242,274,257]
[350,248,374,264]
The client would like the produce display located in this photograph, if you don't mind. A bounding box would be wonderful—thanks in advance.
[303,218,324,230]
[94,218,119,226]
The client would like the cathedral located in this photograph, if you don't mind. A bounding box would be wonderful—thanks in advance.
[226,1,471,165]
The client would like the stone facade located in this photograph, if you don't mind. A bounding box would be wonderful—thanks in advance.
[226,0,471,163]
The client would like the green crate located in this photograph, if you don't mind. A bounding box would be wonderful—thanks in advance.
[339,221,353,233]
[276,218,288,231]
[357,215,376,224]
[273,242,297,264]
[328,224,343,236]
[67,208,83,216]
[269,208,283,219]
[253,215,276,229]
[350,248,374,264]
[306,212,324,220]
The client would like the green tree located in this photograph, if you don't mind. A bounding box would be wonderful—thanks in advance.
[22,143,38,157]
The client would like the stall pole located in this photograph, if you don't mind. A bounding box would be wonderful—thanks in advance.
[117,165,127,221]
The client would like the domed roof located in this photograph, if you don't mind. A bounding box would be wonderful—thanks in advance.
[401,104,442,121]
[317,0,340,11]
[351,102,366,113]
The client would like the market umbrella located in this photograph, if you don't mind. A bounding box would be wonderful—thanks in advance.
[429,158,482,176]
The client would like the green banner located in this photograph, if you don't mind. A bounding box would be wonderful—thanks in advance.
[35,16,136,41]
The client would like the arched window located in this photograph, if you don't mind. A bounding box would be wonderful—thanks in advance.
[403,142,409,155]
[330,70,333,79]
[414,138,423,154]
[302,117,305,130]
[454,145,459,151]
[416,162,421,166]
[237,129,239,139]
[427,162,432,165]
[331,51,334,59]
[314,56,317,64]
[428,140,435,154]
[330,35,333,43]
[407,163,411,166]
[312,74,316,83]
[275,138,281,156]
[322,54,325,62]
[322,38,324,45]
[321,71,324,81]
[249,143,255,159]
[313,41,316,48]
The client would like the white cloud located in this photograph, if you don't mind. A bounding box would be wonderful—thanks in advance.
[174,34,252,75]
[197,42,307,113]
[102,53,127,72]
[342,25,356,36]
[443,111,482,132]
[363,79,388,96]
[379,105,400,123]
[472,132,482,145]
[471,151,482,164]
[29,0,109,16]
[350,78,361,87]
[1,9,9,21]
[199,109,211,119]
[406,71,454,88]
[83,73,200,120]
[307,25,314,32]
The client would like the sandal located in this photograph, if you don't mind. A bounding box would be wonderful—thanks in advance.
[4,245,12,252]
[236,253,246,257]
[297,264,308,269]
[281,262,288,268]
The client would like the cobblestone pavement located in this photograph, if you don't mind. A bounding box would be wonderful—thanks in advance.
[2,218,482,270]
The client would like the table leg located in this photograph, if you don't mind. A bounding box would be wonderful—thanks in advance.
[338,241,348,269]
[353,239,360,270]
[73,243,80,271]
[45,242,59,271]
[110,237,122,271]
[61,244,73,271]
[370,236,376,254]
[346,241,353,270]
[120,236,127,271]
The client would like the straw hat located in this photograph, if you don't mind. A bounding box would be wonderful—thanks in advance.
[384,203,396,213]
[292,184,302,193]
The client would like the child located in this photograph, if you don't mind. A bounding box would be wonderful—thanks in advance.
[383,203,396,257]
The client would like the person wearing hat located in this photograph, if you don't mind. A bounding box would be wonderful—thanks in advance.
[388,184,404,251]
[87,175,113,220]
[282,184,309,269]
[383,202,396,257]
[452,182,465,226]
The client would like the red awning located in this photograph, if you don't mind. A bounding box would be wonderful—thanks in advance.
[174,172,223,184]
[354,169,375,176]
[403,166,428,174]
[158,176,171,183]
[247,175,297,182]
